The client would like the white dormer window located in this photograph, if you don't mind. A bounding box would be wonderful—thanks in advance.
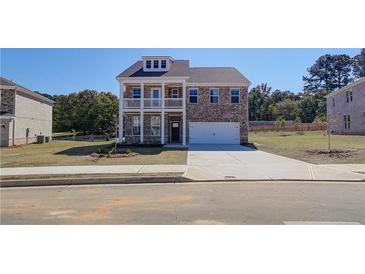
[161,60,167,69]
[153,60,159,69]
[146,60,151,69]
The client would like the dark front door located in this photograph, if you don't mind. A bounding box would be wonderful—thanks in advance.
[171,122,180,142]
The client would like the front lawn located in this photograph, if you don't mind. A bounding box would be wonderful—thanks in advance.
[249,131,365,164]
[0,141,187,167]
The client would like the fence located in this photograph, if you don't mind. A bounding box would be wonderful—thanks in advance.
[249,122,326,132]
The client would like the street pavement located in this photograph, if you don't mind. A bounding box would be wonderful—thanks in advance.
[1,181,364,224]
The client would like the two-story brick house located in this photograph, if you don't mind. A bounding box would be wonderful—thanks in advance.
[116,56,250,145]
[326,77,365,135]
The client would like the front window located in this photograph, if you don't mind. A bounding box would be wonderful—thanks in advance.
[153,60,159,69]
[161,60,167,68]
[230,88,240,104]
[172,89,179,99]
[189,88,198,103]
[209,88,219,104]
[146,60,151,69]
[132,88,141,98]
[132,116,140,135]
[150,116,160,136]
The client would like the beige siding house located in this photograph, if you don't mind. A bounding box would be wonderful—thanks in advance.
[326,77,365,135]
[117,56,250,145]
[0,77,54,146]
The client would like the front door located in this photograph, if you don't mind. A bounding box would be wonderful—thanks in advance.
[171,122,180,142]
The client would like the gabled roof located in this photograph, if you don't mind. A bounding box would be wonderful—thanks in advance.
[0,76,54,105]
[325,77,365,98]
[116,58,251,85]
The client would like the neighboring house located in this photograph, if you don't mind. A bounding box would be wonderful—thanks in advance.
[326,77,365,135]
[116,56,250,145]
[0,77,54,146]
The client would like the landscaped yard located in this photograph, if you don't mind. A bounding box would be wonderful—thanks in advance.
[0,140,187,168]
[249,131,365,164]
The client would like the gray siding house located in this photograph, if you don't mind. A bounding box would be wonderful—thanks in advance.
[116,56,250,145]
[326,77,365,135]
[0,77,54,146]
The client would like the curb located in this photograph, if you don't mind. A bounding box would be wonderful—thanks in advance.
[1,176,364,188]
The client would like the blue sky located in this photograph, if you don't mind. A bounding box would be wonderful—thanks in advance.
[0,48,360,96]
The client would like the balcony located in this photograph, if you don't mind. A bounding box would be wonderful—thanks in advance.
[123,98,183,109]
[165,98,183,108]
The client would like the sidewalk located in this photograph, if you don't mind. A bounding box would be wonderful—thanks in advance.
[0,165,187,176]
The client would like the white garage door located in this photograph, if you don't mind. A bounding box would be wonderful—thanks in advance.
[189,122,240,144]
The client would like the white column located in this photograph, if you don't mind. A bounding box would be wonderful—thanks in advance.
[161,111,165,145]
[182,80,187,146]
[161,81,165,109]
[140,82,144,143]
[118,82,124,143]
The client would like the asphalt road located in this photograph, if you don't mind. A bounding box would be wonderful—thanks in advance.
[1,181,364,224]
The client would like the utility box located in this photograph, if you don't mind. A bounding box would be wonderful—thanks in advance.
[37,135,45,144]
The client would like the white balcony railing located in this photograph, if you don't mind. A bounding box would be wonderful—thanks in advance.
[123,98,140,108]
[123,98,183,109]
[144,98,162,108]
[165,98,183,108]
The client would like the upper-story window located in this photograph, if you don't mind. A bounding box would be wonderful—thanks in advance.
[153,60,159,69]
[209,88,219,104]
[146,60,151,69]
[132,88,141,98]
[230,88,240,104]
[172,89,179,99]
[189,88,198,104]
[346,90,353,103]
[161,60,167,69]
[332,97,335,107]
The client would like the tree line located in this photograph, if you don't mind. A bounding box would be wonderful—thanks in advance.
[36,49,365,133]
[36,90,119,134]
[249,48,365,122]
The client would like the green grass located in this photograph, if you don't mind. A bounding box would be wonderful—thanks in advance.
[0,140,187,168]
[249,131,365,164]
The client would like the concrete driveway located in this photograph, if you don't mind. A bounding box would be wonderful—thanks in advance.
[185,144,365,181]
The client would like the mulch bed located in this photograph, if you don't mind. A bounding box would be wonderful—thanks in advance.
[305,149,356,159]
[90,152,139,158]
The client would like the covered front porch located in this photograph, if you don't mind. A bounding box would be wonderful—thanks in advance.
[122,111,186,146]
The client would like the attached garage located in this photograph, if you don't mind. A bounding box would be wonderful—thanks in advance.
[189,122,240,144]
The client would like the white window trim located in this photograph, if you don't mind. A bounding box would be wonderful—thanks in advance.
[209,88,219,104]
[150,116,161,136]
[171,88,179,98]
[230,88,240,104]
[189,88,198,104]
[132,116,141,136]
[146,60,152,69]
[153,60,159,69]
[161,60,167,69]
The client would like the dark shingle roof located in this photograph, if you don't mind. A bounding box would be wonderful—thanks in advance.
[0,76,54,104]
[117,59,250,85]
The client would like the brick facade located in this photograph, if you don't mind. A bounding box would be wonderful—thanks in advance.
[186,86,248,143]
[0,89,15,115]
